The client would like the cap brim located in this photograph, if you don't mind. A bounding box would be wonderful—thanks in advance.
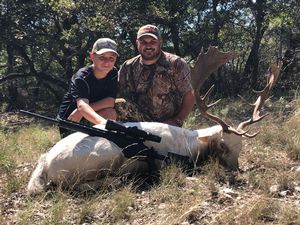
[95,48,119,56]
[137,33,159,40]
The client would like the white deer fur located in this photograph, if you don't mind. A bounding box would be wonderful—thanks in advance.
[27,121,242,195]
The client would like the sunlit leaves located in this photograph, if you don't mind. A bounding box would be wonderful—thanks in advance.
[49,0,76,14]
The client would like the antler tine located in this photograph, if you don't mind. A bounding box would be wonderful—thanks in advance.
[196,88,250,136]
[237,61,283,133]
[268,62,282,89]
[202,85,220,108]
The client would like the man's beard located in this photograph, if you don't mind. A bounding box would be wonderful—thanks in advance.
[140,48,161,61]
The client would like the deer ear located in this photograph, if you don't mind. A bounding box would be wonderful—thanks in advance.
[198,136,209,143]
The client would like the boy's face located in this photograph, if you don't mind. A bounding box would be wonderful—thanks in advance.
[90,52,117,74]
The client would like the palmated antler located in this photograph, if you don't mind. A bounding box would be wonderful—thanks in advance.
[191,47,245,135]
[191,46,239,89]
[236,61,283,137]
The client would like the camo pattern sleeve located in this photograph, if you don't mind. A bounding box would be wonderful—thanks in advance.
[167,52,193,96]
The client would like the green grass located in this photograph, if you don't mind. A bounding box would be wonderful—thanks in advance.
[109,186,135,221]
[0,124,59,194]
[0,124,59,166]
[43,194,67,225]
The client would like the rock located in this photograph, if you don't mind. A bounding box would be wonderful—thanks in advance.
[269,185,280,194]
[279,190,289,197]
[127,206,134,212]
[294,186,300,192]
[158,203,166,209]
[291,166,300,172]
[222,188,238,198]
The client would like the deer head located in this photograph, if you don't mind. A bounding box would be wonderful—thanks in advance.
[191,46,282,170]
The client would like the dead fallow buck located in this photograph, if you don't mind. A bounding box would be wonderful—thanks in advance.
[27,47,282,195]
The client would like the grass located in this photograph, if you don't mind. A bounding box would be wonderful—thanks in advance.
[43,195,67,225]
[212,197,300,225]
[0,124,59,195]
[77,198,98,224]
[110,186,135,221]
[0,124,59,166]
[0,95,299,224]
[142,164,204,224]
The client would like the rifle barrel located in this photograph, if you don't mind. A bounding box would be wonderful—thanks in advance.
[20,110,109,138]
[20,110,59,124]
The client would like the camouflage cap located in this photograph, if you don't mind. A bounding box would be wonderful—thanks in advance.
[137,24,161,40]
[92,38,119,56]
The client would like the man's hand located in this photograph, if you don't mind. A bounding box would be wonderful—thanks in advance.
[67,109,83,122]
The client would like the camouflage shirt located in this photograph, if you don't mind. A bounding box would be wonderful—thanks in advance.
[118,51,193,122]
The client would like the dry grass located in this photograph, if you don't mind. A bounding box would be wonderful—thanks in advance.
[0,96,300,225]
[212,196,300,225]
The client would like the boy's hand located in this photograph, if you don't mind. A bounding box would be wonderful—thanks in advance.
[67,109,83,122]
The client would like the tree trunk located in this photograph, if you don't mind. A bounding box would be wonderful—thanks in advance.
[168,0,181,56]
[243,0,267,89]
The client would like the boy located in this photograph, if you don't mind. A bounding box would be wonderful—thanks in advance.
[58,38,118,137]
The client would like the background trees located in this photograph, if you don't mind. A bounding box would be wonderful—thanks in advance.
[0,0,299,112]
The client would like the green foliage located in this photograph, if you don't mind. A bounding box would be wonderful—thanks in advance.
[49,0,76,13]
[1,0,299,111]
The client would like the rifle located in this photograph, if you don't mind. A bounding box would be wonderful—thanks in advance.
[20,110,165,161]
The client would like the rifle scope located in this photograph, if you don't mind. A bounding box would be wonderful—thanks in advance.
[105,120,161,143]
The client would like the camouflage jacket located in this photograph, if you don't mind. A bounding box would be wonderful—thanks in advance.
[118,51,193,122]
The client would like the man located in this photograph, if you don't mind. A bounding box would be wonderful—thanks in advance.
[117,24,195,127]
[58,38,118,137]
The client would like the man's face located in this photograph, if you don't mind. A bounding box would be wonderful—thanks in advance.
[136,36,162,61]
